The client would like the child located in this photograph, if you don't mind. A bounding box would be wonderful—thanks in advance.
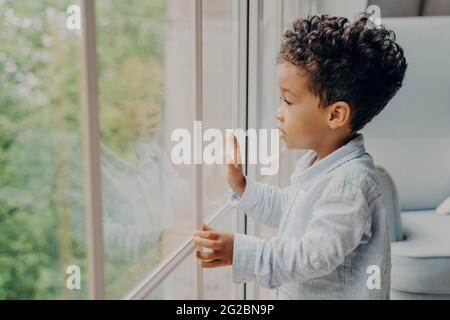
[193,15,407,299]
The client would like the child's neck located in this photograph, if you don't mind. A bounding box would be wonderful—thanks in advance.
[313,132,357,163]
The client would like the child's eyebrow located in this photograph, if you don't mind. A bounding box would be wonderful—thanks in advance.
[281,87,297,98]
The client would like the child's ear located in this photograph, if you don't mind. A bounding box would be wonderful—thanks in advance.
[326,101,351,130]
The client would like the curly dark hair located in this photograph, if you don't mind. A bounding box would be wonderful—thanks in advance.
[277,14,407,132]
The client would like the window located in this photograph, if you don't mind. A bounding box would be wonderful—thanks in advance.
[96,0,241,299]
[0,0,286,300]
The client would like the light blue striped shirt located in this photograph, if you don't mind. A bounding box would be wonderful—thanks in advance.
[229,133,391,299]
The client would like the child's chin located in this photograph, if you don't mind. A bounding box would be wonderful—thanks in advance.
[281,139,294,150]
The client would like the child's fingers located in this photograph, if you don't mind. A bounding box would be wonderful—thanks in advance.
[226,133,243,170]
[201,224,215,232]
[226,155,240,173]
[232,134,243,171]
[196,250,219,261]
[193,237,219,250]
[226,154,243,175]
[193,230,219,240]
[199,260,222,269]
[233,135,242,166]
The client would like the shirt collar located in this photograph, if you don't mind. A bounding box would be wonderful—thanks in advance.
[291,133,366,184]
[101,142,161,173]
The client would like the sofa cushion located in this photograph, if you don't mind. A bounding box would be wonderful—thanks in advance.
[391,211,450,294]
[391,289,450,300]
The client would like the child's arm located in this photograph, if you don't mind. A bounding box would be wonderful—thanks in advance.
[232,178,373,288]
[229,177,289,228]
[227,135,287,228]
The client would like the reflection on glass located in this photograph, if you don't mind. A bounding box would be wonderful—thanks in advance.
[96,0,197,298]
[95,0,238,298]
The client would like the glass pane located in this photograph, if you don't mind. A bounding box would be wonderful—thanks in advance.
[203,209,234,300]
[96,0,198,298]
[146,254,196,300]
[202,0,236,299]
[0,1,87,299]
[202,0,234,220]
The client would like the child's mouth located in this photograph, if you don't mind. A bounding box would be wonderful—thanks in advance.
[277,127,286,138]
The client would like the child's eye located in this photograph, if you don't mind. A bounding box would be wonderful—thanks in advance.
[279,96,293,107]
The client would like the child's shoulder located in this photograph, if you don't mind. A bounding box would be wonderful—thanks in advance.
[325,152,382,198]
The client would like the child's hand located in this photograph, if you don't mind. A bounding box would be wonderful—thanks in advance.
[193,224,234,268]
[226,133,246,197]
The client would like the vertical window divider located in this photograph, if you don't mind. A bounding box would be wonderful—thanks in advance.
[194,0,204,300]
[80,0,105,300]
[245,0,262,300]
[231,0,250,300]
[276,0,285,191]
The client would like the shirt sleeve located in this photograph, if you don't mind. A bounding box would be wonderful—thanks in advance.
[229,175,289,228]
[231,178,373,288]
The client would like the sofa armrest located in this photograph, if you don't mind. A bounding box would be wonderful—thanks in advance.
[375,165,403,242]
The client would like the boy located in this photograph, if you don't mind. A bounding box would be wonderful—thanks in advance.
[193,15,407,299]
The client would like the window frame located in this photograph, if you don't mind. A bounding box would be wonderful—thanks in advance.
[80,0,105,300]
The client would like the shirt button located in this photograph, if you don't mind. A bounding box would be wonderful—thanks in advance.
[313,261,321,269]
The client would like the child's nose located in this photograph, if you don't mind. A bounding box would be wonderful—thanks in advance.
[275,107,284,121]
